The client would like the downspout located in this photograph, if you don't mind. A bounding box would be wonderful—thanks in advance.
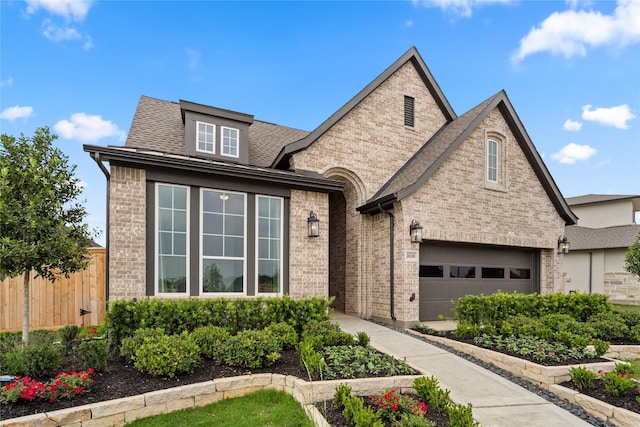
[588,251,593,294]
[378,204,396,321]
[90,152,110,305]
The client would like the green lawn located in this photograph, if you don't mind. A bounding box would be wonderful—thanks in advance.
[125,389,315,427]
[613,304,640,314]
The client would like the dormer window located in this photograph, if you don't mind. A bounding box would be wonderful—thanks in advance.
[221,127,239,158]
[197,122,215,154]
[487,139,498,183]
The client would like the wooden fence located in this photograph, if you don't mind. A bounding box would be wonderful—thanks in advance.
[0,248,106,332]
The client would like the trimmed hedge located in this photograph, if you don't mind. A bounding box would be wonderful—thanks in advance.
[454,292,611,324]
[105,296,332,346]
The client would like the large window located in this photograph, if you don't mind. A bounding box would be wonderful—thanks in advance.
[221,127,239,158]
[201,189,245,294]
[257,196,282,294]
[197,122,215,154]
[156,184,189,294]
[487,139,498,183]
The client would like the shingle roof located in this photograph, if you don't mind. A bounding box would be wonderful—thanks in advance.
[565,224,640,250]
[566,194,640,206]
[125,95,309,168]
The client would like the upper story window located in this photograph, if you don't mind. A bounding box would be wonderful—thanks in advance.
[487,139,498,183]
[197,122,215,154]
[404,96,415,127]
[221,127,239,158]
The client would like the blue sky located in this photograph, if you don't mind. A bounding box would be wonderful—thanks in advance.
[2,0,639,245]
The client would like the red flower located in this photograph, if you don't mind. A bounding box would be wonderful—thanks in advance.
[391,403,399,411]
[74,387,83,394]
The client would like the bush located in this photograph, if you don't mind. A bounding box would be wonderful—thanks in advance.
[355,331,370,347]
[414,376,451,414]
[630,324,640,342]
[592,339,610,357]
[603,371,636,396]
[613,362,635,376]
[120,327,165,360]
[447,402,480,427]
[220,329,281,369]
[75,339,110,372]
[301,320,354,348]
[2,343,62,377]
[453,322,481,339]
[618,310,640,328]
[588,312,628,340]
[298,337,326,379]
[265,322,298,350]
[569,366,597,390]
[60,325,80,356]
[190,325,231,362]
[132,331,201,378]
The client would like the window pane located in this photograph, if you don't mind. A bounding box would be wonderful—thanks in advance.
[174,188,187,209]
[258,198,269,217]
[270,219,280,238]
[158,255,186,293]
[258,260,279,293]
[202,259,243,293]
[450,266,475,278]
[270,240,280,259]
[270,200,281,217]
[203,213,223,235]
[203,235,223,257]
[158,186,172,208]
[225,215,244,236]
[258,218,269,238]
[225,236,244,257]
[482,267,504,279]
[202,191,223,213]
[174,210,187,232]
[158,208,172,231]
[510,268,531,279]
[258,239,269,259]
[225,194,244,215]
[174,233,186,256]
[419,265,443,278]
[158,232,172,255]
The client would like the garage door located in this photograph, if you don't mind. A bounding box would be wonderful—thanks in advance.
[419,242,539,321]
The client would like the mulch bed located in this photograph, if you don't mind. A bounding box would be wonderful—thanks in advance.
[317,396,451,426]
[1,350,306,421]
[558,379,640,414]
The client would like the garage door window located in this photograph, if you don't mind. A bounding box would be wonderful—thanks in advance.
[510,268,531,279]
[450,266,475,278]
[420,265,443,277]
[481,267,505,279]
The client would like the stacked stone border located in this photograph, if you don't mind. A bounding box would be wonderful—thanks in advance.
[407,330,640,427]
[0,374,423,427]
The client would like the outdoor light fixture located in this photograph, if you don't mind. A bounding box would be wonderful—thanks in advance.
[558,236,570,254]
[409,219,423,243]
[307,211,320,238]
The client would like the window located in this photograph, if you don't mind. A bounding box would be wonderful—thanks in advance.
[201,189,245,294]
[404,96,415,127]
[257,196,282,294]
[196,122,215,153]
[156,184,188,294]
[221,127,239,158]
[487,139,498,183]
[419,265,443,278]
[450,266,476,278]
[481,267,504,279]
[510,268,531,279]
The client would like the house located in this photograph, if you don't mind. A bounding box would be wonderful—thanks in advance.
[563,194,640,303]
[84,47,577,325]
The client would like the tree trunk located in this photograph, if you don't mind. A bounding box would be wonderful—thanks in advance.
[22,270,29,345]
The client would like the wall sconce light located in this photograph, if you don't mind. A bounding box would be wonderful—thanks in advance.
[409,219,423,243]
[558,236,570,254]
[307,211,320,238]
[409,293,416,302]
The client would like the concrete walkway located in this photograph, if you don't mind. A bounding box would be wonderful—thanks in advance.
[333,312,592,427]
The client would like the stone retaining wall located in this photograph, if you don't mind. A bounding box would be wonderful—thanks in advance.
[0,374,422,427]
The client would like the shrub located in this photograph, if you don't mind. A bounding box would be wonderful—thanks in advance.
[355,331,370,347]
[60,325,80,356]
[2,343,62,377]
[265,322,298,350]
[333,384,384,427]
[613,362,635,376]
[588,312,628,340]
[298,337,326,379]
[220,329,281,369]
[618,310,640,328]
[569,367,597,390]
[592,339,610,357]
[132,331,201,378]
[414,376,451,414]
[447,402,480,427]
[301,320,354,348]
[603,371,636,396]
[453,322,481,339]
[190,325,231,362]
[75,339,110,372]
[321,345,413,380]
[120,327,165,360]
[630,325,640,343]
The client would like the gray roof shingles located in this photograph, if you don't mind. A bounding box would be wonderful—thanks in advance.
[566,194,640,206]
[565,224,640,250]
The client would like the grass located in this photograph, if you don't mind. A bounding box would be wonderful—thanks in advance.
[613,304,640,314]
[125,389,314,427]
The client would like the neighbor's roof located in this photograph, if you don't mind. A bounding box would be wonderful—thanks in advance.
[566,194,640,207]
[357,90,578,225]
[125,95,309,168]
[565,224,640,250]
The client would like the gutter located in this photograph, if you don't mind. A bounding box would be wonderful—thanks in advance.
[90,152,110,305]
[378,203,396,321]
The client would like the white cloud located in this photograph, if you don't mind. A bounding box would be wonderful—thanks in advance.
[0,76,14,87]
[43,22,82,42]
[413,0,512,18]
[54,113,126,142]
[186,48,201,70]
[25,0,92,22]
[582,104,635,129]
[513,0,640,62]
[551,143,597,164]
[0,105,34,121]
[563,119,583,131]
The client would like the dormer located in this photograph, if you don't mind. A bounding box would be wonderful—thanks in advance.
[180,100,254,165]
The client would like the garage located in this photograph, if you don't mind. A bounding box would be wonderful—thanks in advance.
[419,242,540,321]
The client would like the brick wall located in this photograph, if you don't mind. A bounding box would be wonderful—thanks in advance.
[109,166,147,300]
[288,189,329,299]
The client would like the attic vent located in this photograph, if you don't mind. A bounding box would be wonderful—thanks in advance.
[404,96,414,127]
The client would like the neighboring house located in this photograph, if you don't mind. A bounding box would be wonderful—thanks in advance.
[563,194,640,303]
[84,47,576,325]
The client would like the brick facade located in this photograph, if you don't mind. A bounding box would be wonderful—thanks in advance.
[109,166,147,300]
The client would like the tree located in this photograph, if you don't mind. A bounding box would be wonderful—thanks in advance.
[0,127,95,344]
[625,231,640,280]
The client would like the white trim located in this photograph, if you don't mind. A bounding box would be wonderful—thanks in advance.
[200,188,247,296]
[155,183,190,296]
[196,121,216,154]
[220,126,239,158]
[255,195,284,296]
